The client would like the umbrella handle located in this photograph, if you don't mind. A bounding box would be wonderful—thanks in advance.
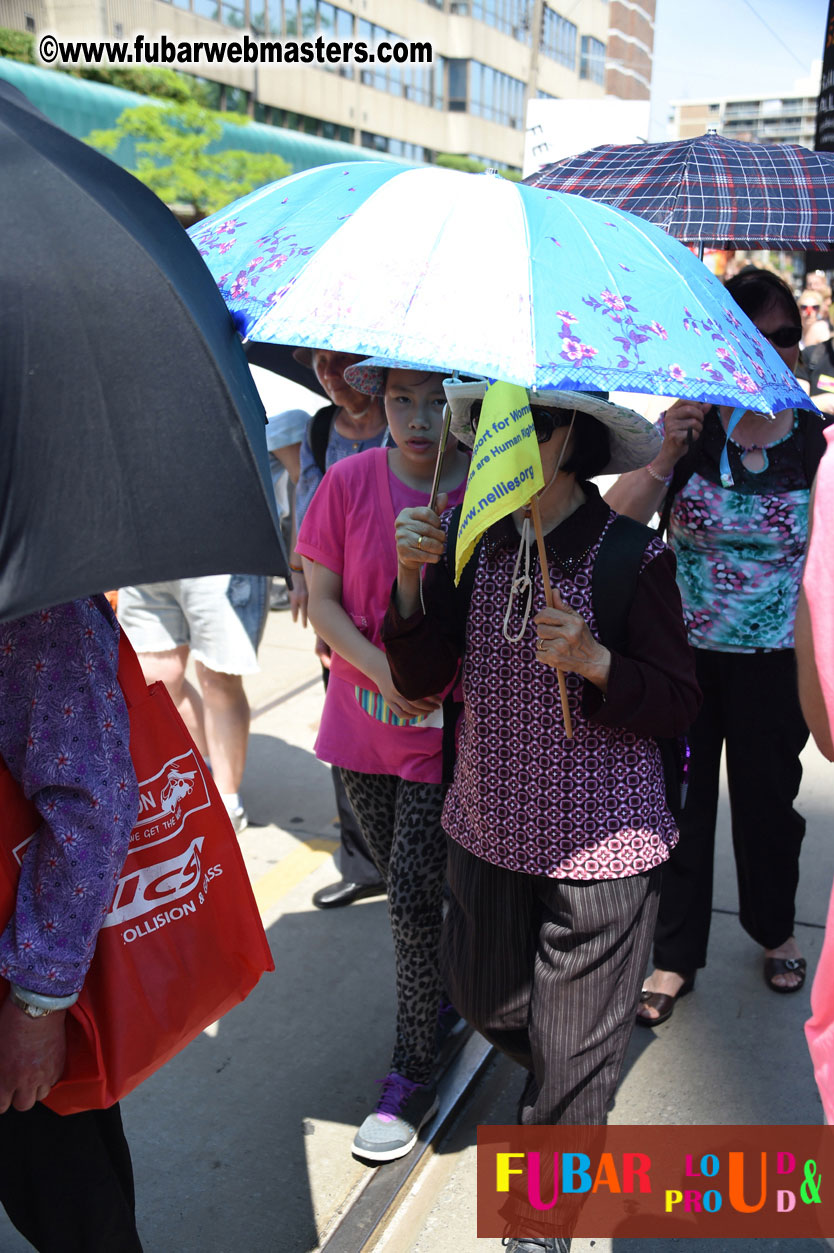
[427,402,454,514]
[530,496,573,740]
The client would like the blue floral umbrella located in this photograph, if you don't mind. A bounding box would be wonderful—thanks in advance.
[190,162,815,418]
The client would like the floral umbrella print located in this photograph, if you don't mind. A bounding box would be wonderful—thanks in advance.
[190,162,816,419]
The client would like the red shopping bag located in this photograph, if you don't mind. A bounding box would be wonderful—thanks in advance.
[0,628,274,1114]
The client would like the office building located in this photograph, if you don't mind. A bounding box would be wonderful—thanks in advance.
[670,62,822,149]
[1,0,656,170]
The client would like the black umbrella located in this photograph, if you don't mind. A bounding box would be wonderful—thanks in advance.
[243,341,328,398]
[0,78,287,622]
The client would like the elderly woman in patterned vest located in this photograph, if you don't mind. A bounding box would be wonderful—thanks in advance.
[383,381,700,1253]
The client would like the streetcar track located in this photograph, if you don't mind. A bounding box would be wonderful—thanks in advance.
[319,1030,494,1253]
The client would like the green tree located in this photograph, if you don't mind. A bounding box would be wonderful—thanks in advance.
[0,26,36,62]
[86,101,291,217]
[77,66,212,104]
[0,27,212,104]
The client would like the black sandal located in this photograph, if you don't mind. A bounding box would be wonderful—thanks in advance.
[636,974,695,1028]
[763,956,806,994]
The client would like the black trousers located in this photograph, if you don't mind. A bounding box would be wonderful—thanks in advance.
[321,666,382,886]
[654,647,809,972]
[442,838,660,1125]
[0,1102,142,1252]
[341,770,447,1085]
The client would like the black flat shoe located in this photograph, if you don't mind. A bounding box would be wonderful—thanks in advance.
[312,879,386,909]
[764,956,806,994]
[636,974,695,1028]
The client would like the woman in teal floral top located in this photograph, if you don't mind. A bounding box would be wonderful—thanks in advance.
[607,269,830,1023]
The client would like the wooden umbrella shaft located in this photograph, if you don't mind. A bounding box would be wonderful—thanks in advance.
[530,495,574,740]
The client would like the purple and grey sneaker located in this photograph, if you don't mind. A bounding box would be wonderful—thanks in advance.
[352,1072,439,1162]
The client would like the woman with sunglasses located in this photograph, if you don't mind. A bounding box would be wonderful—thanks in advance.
[607,268,832,1020]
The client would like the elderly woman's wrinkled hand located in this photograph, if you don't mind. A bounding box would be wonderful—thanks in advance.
[534,593,611,691]
[395,502,447,570]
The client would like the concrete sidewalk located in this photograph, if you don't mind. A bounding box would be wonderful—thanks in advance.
[1,606,832,1252]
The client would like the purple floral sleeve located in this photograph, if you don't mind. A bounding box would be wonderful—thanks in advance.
[0,597,139,997]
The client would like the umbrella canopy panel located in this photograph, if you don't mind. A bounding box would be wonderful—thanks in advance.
[523,132,834,251]
[0,78,286,621]
[191,161,816,416]
[243,341,328,397]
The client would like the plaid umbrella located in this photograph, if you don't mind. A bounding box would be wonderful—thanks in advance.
[523,131,834,251]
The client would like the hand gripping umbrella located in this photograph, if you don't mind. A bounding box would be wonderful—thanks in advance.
[0,77,287,622]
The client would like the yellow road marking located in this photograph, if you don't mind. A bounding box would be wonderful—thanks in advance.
[253,837,338,914]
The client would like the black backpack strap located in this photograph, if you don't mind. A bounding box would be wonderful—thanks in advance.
[592,514,654,651]
[309,406,335,475]
[592,515,688,818]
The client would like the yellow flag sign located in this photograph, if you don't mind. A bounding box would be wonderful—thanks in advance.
[454,380,544,585]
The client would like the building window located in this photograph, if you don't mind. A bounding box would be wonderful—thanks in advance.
[470,0,531,41]
[220,0,245,27]
[540,6,576,69]
[24,14,36,31]
[361,130,390,152]
[447,58,468,112]
[361,131,430,162]
[278,0,316,36]
[579,35,605,85]
[455,59,525,127]
[224,86,249,112]
[433,57,445,109]
[262,0,282,36]
[341,20,441,106]
[321,119,352,142]
[309,4,353,77]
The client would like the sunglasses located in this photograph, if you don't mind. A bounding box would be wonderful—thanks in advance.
[760,325,802,348]
[470,403,574,444]
[800,303,821,312]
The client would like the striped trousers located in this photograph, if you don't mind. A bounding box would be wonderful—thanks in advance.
[441,838,661,1125]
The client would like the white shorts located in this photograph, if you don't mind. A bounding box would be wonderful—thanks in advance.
[118,575,268,675]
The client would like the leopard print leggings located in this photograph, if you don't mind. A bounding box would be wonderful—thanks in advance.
[340,769,447,1086]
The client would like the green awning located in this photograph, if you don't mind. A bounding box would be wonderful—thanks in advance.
[0,56,399,172]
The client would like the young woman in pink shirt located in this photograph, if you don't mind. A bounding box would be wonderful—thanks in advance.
[296,363,468,1163]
